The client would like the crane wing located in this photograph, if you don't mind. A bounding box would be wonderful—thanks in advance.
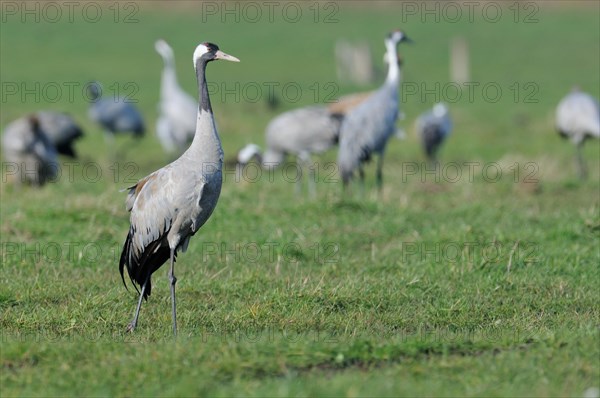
[338,89,398,177]
[120,167,177,297]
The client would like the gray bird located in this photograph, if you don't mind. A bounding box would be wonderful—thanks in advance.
[237,93,373,197]
[337,30,411,191]
[2,115,58,186]
[87,81,145,157]
[415,103,452,165]
[555,88,599,179]
[119,42,239,335]
[155,39,198,155]
[36,111,84,158]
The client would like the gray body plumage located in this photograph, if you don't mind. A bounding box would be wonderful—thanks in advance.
[337,30,410,188]
[88,82,145,136]
[36,111,84,158]
[120,111,223,298]
[556,90,599,145]
[261,105,343,167]
[555,89,599,179]
[237,101,372,197]
[415,103,452,162]
[2,115,58,186]
[338,84,398,177]
[155,39,198,154]
[118,42,239,335]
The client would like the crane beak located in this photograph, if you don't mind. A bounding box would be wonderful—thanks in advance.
[215,50,240,62]
[401,35,414,44]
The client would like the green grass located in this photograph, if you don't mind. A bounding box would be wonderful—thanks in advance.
[1,2,599,396]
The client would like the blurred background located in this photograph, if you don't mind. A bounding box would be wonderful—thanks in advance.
[1,0,598,186]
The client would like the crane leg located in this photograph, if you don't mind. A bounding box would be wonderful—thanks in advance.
[294,162,303,196]
[104,131,117,162]
[358,166,366,197]
[576,144,587,180]
[127,276,149,332]
[308,167,316,199]
[299,153,316,200]
[376,155,384,192]
[169,248,178,336]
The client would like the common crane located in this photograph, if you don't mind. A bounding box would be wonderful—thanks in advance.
[337,30,411,191]
[555,88,599,179]
[87,81,145,158]
[36,111,84,158]
[119,42,239,335]
[415,103,452,165]
[155,39,198,155]
[2,115,58,186]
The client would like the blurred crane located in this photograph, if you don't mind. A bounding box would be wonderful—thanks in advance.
[237,92,371,197]
[415,103,452,165]
[555,88,600,179]
[36,111,84,158]
[155,39,197,156]
[87,81,145,158]
[337,30,411,192]
[119,42,239,335]
[2,115,58,186]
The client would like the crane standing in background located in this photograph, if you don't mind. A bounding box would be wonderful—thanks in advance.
[87,81,145,159]
[337,30,412,193]
[415,103,452,166]
[555,88,600,179]
[155,39,198,156]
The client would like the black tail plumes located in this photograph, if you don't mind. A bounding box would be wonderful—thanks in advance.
[119,228,176,300]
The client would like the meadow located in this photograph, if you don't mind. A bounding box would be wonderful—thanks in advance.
[1,1,599,396]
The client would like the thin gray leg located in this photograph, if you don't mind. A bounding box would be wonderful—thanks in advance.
[294,161,303,196]
[104,131,116,162]
[358,166,366,197]
[376,155,384,192]
[169,248,178,336]
[299,153,316,199]
[127,277,148,332]
[576,144,587,180]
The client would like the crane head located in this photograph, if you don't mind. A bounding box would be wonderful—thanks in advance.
[193,42,240,70]
[433,103,448,117]
[155,39,174,60]
[86,81,102,101]
[27,115,41,132]
[387,30,412,45]
[237,143,262,165]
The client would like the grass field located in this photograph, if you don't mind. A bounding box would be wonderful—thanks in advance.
[1,1,599,396]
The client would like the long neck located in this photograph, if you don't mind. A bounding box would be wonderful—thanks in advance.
[384,40,400,85]
[186,58,222,163]
[160,54,179,96]
[196,59,212,113]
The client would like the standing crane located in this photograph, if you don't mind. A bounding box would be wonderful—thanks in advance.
[2,115,58,186]
[337,30,411,192]
[87,81,145,158]
[36,111,84,158]
[155,39,198,155]
[119,41,239,335]
[415,103,452,165]
[555,88,600,179]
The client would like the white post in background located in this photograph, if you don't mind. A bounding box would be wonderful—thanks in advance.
[450,36,470,84]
